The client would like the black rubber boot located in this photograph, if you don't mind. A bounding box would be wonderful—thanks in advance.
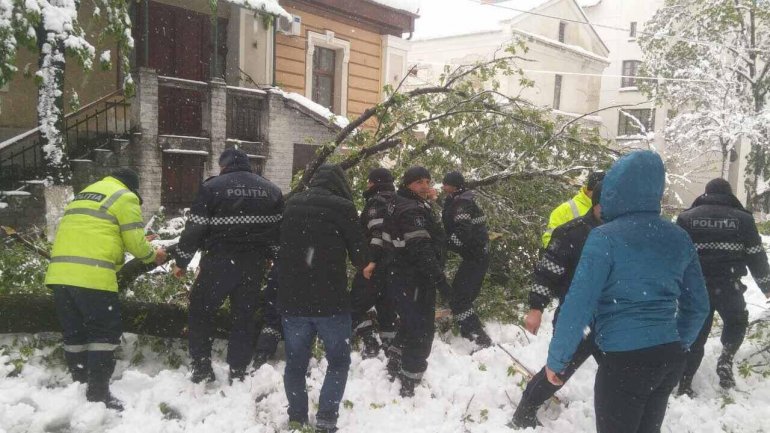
[510,401,542,429]
[717,353,736,389]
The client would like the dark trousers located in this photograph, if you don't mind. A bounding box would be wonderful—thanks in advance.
[51,285,121,399]
[388,270,436,379]
[520,334,597,409]
[188,253,265,371]
[282,314,351,430]
[256,266,282,356]
[448,254,489,334]
[350,270,397,339]
[594,342,685,433]
[681,278,748,382]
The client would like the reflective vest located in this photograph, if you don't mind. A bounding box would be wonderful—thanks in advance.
[541,187,593,248]
[45,176,156,292]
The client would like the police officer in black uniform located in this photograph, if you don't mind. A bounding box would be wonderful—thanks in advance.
[441,171,492,347]
[173,148,284,383]
[384,166,448,397]
[511,182,603,428]
[676,178,770,394]
[350,168,398,358]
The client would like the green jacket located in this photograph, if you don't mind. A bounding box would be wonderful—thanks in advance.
[541,187,592,248]
[45,176,156,292]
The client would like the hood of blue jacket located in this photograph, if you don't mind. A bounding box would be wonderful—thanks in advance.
[601,150,664,222]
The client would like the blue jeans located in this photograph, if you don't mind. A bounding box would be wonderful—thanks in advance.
[282,314,352,429]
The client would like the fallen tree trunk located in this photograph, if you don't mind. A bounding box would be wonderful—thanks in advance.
[0,294,233,339]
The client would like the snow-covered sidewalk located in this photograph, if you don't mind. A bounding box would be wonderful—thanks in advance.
[1,283,769,433]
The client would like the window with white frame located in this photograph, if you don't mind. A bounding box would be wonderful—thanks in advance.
[621,60,641,87]
[558,22,566,43]
[618,109,655,136]
[629,22,637,38]
[305,31,350,116]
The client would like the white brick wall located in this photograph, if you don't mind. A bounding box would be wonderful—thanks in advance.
[263,92,338,192]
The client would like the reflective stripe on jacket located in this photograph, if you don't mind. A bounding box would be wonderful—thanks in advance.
[45,176,156,292]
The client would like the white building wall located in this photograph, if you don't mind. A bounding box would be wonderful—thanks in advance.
[582,0,748,206]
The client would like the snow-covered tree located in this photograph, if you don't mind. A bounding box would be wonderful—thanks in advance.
[639,0,770,208]
[0,0,133,184]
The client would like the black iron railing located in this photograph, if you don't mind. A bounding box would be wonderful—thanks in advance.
[0,91,130,189]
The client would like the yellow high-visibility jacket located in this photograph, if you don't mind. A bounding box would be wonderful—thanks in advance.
[541,187,592,248]
[45,176,156,292]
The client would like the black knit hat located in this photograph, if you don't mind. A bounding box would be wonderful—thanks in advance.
[442,171,465,188]
[705,178,733,195]
[592,181,603,208]
[111,168,140,192]
[368,167,394,184]
[219,148,250,168]
[401,166,431,186]
[586,171,605,191]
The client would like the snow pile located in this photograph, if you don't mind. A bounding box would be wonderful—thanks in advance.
[269,88,350,130]
[228,0,292,21]
[2,277,770,432]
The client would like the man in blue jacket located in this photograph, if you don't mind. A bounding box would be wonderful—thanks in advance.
[546,150,709,433]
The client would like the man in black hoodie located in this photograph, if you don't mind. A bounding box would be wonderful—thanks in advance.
[174,148,283,384]
[278,164,367,433]
[384,166,449,397]
[676,178,770,394]
[350,168,398,358]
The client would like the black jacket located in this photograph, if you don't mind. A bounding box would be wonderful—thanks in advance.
[442,188,489,259]
[277,165,368,316]
[361,184,396,265]
[677,192,770,292]
[385,187,446,287]
[176,163,284,268]
[529,211,601,311]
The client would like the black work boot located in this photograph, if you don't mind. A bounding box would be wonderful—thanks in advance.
[510,400,542,429]
[229,367,247,384]
[717,353,736,389]
[191,361,216,384]
[459,314,493,348]
[254,351,270,369]
[677,375,696,398]
[386,350,401,382]
[86,380,124,411]
[361,330,381,359]
[399,372,420,398]
[65,351,88,384]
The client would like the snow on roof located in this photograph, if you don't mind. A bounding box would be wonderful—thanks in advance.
[513,28,609,63]
[226,0,291,21]
[412,0,552,40]
[367,0,422,14]
[269,88,350,130]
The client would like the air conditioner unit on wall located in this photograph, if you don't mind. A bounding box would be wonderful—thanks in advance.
[277,15,301,36]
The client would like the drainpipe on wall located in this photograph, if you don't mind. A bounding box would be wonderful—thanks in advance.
[272,20,277,87]
[144,0,149,67]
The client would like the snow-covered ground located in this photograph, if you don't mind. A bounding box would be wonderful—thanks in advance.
[2,276,770,432]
